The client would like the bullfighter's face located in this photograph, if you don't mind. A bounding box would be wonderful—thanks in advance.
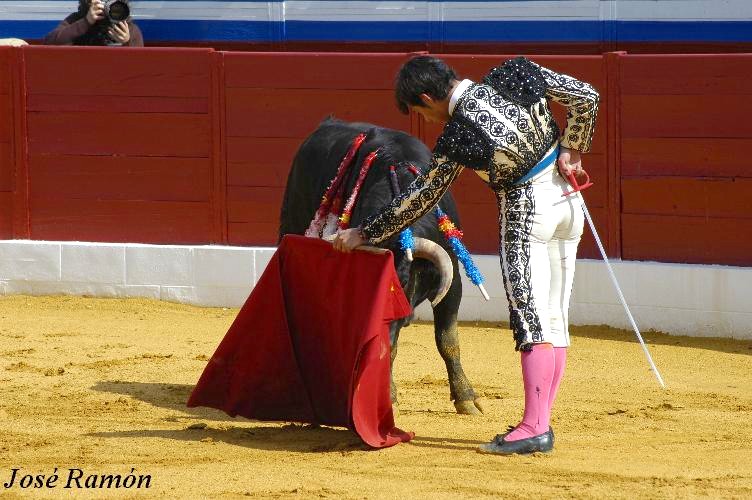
[413,94,451,124]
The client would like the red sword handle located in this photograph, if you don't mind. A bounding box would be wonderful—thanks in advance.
[562,169,594,197]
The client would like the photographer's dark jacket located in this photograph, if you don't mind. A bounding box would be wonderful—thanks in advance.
[361,57,599,244]
[44,12,143,46]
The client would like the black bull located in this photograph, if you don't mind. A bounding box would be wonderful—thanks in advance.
[279,118,483,415]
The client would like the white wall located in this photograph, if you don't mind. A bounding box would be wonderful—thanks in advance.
[1,240,750,340]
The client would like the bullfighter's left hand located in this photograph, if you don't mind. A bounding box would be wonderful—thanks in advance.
[108,21,130,44]
[332,228,366,253]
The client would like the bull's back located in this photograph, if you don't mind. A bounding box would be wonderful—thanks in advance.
[278,117,462,241]
[279,119,371,238]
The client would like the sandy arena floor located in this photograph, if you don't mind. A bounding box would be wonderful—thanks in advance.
[0,295,751,499]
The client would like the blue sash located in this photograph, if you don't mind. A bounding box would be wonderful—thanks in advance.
[515,145,559,185]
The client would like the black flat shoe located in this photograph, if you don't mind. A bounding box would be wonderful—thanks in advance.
[497,425,554,443]
[477,430,553,455]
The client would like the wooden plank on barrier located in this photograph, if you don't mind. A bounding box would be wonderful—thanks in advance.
[27,95,208,114]
[29,155,211,202]
[10,46,29,239]
[30,199,212,243]
[24,47,212,97]
[0,50,11,219]
[228,221,279,246]
[452,170,497,205]
[27,112,210,157]
[0,142,10,191]
[0,192,10,238]
[225,88,410,138]
[621,94,752,138]
[210,50,227,244]
[605,51,624,259]
[0,48,10,94]
[227,186,284,223]
[226,137,301,187]
[579,205,608,260]
[0,97,11,143]
[622,177,752,219]
[224,52,409,89]
[443,201,498,255]
[620,55,752,95]
[622,214,752,266]
[622,138,752,178]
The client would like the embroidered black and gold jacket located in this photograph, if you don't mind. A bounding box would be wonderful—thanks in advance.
[361,57,600,244]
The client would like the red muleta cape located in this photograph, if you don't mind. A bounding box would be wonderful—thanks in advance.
[187,235,414,448]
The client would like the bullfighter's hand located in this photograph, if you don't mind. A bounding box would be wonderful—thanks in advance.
[108,21,131,44]
[332,228,366,253]
[86,0,105,24]
[557,146,584,179]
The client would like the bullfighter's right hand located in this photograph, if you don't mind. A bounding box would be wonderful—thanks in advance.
[86,0,105,25]
[332,228,366,253]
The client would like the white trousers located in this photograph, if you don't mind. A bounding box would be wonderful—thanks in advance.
[497,163,584,350]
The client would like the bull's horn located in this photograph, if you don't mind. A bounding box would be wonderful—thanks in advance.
[412,237,453,307]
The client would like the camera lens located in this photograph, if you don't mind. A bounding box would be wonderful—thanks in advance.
[105,0,130,22]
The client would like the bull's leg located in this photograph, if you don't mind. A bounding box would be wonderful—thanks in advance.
[432,265,484,415]
[388,319,403,407]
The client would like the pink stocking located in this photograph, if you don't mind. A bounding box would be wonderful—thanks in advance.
[505,343,554,442]
[549,347,567,409]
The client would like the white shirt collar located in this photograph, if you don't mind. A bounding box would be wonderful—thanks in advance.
[448,79,473,116]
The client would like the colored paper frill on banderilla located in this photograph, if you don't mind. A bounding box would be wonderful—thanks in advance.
[187,235,414,448]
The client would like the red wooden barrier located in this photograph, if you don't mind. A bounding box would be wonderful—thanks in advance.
[619,54,752,266]
[22,46,217,244]
[0,48,14,239]
[1,48,750,267]
[222,52,414,246]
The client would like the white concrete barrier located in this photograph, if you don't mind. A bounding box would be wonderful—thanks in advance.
[1,240,750,339]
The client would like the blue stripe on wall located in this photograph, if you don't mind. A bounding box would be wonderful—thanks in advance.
[3,20,752,43]
[139,20,279,43]
[615,21,752,42]
[0,21,61,39]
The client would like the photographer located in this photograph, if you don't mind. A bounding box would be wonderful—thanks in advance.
[44,0,143,46]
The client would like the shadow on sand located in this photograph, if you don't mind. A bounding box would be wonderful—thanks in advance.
[90,380,370,452]
[568,324,752,356]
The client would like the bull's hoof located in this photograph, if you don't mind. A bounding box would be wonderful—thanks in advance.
[454,398,485,415]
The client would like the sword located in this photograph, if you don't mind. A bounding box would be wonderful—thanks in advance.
[563,170,666,389]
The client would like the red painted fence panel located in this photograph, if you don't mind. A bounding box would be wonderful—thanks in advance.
[619,54,752,266]
[22,46,217,244]
[1,48,750,267]
[222,52,413,246]
[0,48,14,238]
